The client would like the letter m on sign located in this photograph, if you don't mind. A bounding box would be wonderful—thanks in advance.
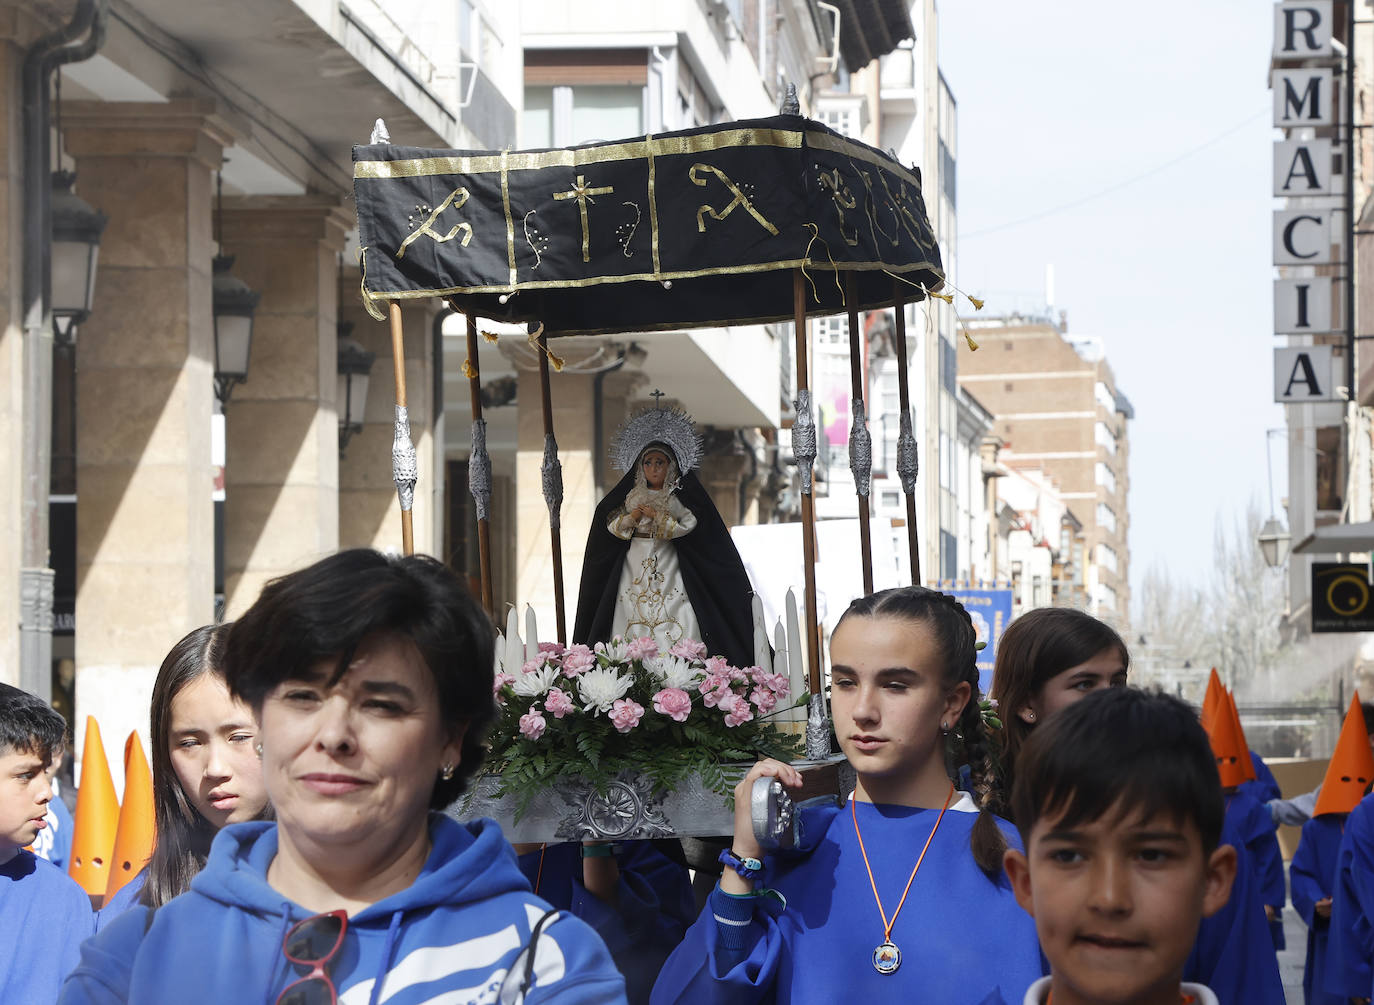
[1273,69,1334,126]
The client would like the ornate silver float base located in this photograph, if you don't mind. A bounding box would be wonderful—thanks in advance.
[457,759,850,843]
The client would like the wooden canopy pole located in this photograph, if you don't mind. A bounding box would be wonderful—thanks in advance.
[536,331,567,644]
[845,274,874,596]
[388,301,417,556]
[792,270,828,760]
[891,285,921,585]
[463,313,495,616]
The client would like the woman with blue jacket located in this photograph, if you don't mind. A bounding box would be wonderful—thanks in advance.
[62,549,626,1005]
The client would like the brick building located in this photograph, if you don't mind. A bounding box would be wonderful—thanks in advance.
[958,314,1132,622]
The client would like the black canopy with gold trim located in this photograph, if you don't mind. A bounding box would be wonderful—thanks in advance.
[353,114,943,335]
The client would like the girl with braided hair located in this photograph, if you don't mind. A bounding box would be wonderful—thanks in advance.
[651,586,1043,1005]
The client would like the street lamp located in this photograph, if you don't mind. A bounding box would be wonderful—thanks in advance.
[211,168,260,405]
[1257,517,1291,568]
[50,170,106,346]
[337,321,375,454]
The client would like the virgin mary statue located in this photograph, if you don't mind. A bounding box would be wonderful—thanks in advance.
[573,402,758,670]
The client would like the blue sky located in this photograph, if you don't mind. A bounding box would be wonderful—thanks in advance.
[939,0,1286,605]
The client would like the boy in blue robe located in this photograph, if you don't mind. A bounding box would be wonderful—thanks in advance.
[1328,798,1374,1000]
[1292,695,1374,1004]
[0,684,94,1002]
[1183,810,1287,1004]
[516,840,694,1005]
[1001,688,1238,1005]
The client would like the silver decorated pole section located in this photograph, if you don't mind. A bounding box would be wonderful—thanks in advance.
[891,281,921,584]
[388,300,417,556]
[792,270,829,759]
[464,313,495,614]
[536,329,568,644]
[844,273,875,595]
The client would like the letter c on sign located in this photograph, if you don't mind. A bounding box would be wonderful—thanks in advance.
[1284,215,1322,259]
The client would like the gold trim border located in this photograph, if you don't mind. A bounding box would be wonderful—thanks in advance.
[349,126,910,183]
[375,257,943,305]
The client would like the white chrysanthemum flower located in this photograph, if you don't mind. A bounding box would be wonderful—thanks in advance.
[595,638,630,664]
[577,666,634,712]
[648,655,703,692]
[511,665,560,699]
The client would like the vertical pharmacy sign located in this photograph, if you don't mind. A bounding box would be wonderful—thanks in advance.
[1271,2,1344,402]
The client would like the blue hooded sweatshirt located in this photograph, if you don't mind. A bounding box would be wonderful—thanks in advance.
[59,814,627,1005]
[0,849,94,1002]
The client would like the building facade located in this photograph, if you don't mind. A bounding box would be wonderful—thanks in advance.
[1,0,522,785]
[958,313,1133,623]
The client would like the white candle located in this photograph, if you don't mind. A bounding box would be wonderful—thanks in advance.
[505,607,523,673]
[785,589,805,699]
[525,605,539,663]
[751,594,770,670]
[772,621,788,679]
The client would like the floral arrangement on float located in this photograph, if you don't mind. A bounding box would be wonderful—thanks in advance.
[485,634,806,822]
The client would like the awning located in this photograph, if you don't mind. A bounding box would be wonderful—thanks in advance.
[1291,521,1374,554]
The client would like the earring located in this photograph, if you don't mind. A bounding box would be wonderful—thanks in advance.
[1027,711,1036,722]
[940,721,949,734]
[440,763,455,781]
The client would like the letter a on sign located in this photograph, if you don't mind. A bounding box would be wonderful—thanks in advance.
[1274,346,1338,402]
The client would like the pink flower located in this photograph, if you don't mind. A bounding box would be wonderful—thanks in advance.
[518,706,547,740]
[698,672,730,695]
[670,639,707,660]
[626,636,659,661]
[493,672,515,695]
[652,688,692,722]
[701,681,733,708]
[724,703,755,728]
[545,687,575,719]
[704,656,730,677]
[521,658,547,676]
[762,672,791,697]
[561,645,596,677]
[609,698,645,733]
[750,687,778,714]
[538,641,566,655]
[716,692,740,714]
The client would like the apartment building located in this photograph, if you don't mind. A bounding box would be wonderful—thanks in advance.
[958,314,1133,622]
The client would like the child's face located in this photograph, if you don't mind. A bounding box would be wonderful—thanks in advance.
[0,747,54,858]
[1021,647,1127,726]
[1004,801,1235,1005]
[829,615,970,796]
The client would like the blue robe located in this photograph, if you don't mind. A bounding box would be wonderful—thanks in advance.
[1240,750,1283,804]
[650,800,1043,1005]
[1328,794,1374,999]
[1291,814,1345,1005]
[1185,802,1286,1004]
[518,841,693,1005]
[1225,788,1286,950]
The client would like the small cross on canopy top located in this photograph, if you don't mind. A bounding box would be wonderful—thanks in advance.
[650,388,665,409]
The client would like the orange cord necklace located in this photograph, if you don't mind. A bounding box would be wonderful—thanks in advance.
[851,780,954,975]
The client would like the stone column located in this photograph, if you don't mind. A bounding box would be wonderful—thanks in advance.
[217,196,351,618]
[337,272,440,557]
[514,368,599,641]
[62,100,235,786]
[0,30,26,685]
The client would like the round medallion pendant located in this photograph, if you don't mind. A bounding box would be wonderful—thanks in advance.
[873,940,901,974]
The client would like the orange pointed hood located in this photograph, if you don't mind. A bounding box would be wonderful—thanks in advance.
[1204,689,1250,789]
[1314,694,1374,817]
[69,717,120,896]
[1201,669,1224,735]
[1225,690,1257,783]
[105,732,155,901]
